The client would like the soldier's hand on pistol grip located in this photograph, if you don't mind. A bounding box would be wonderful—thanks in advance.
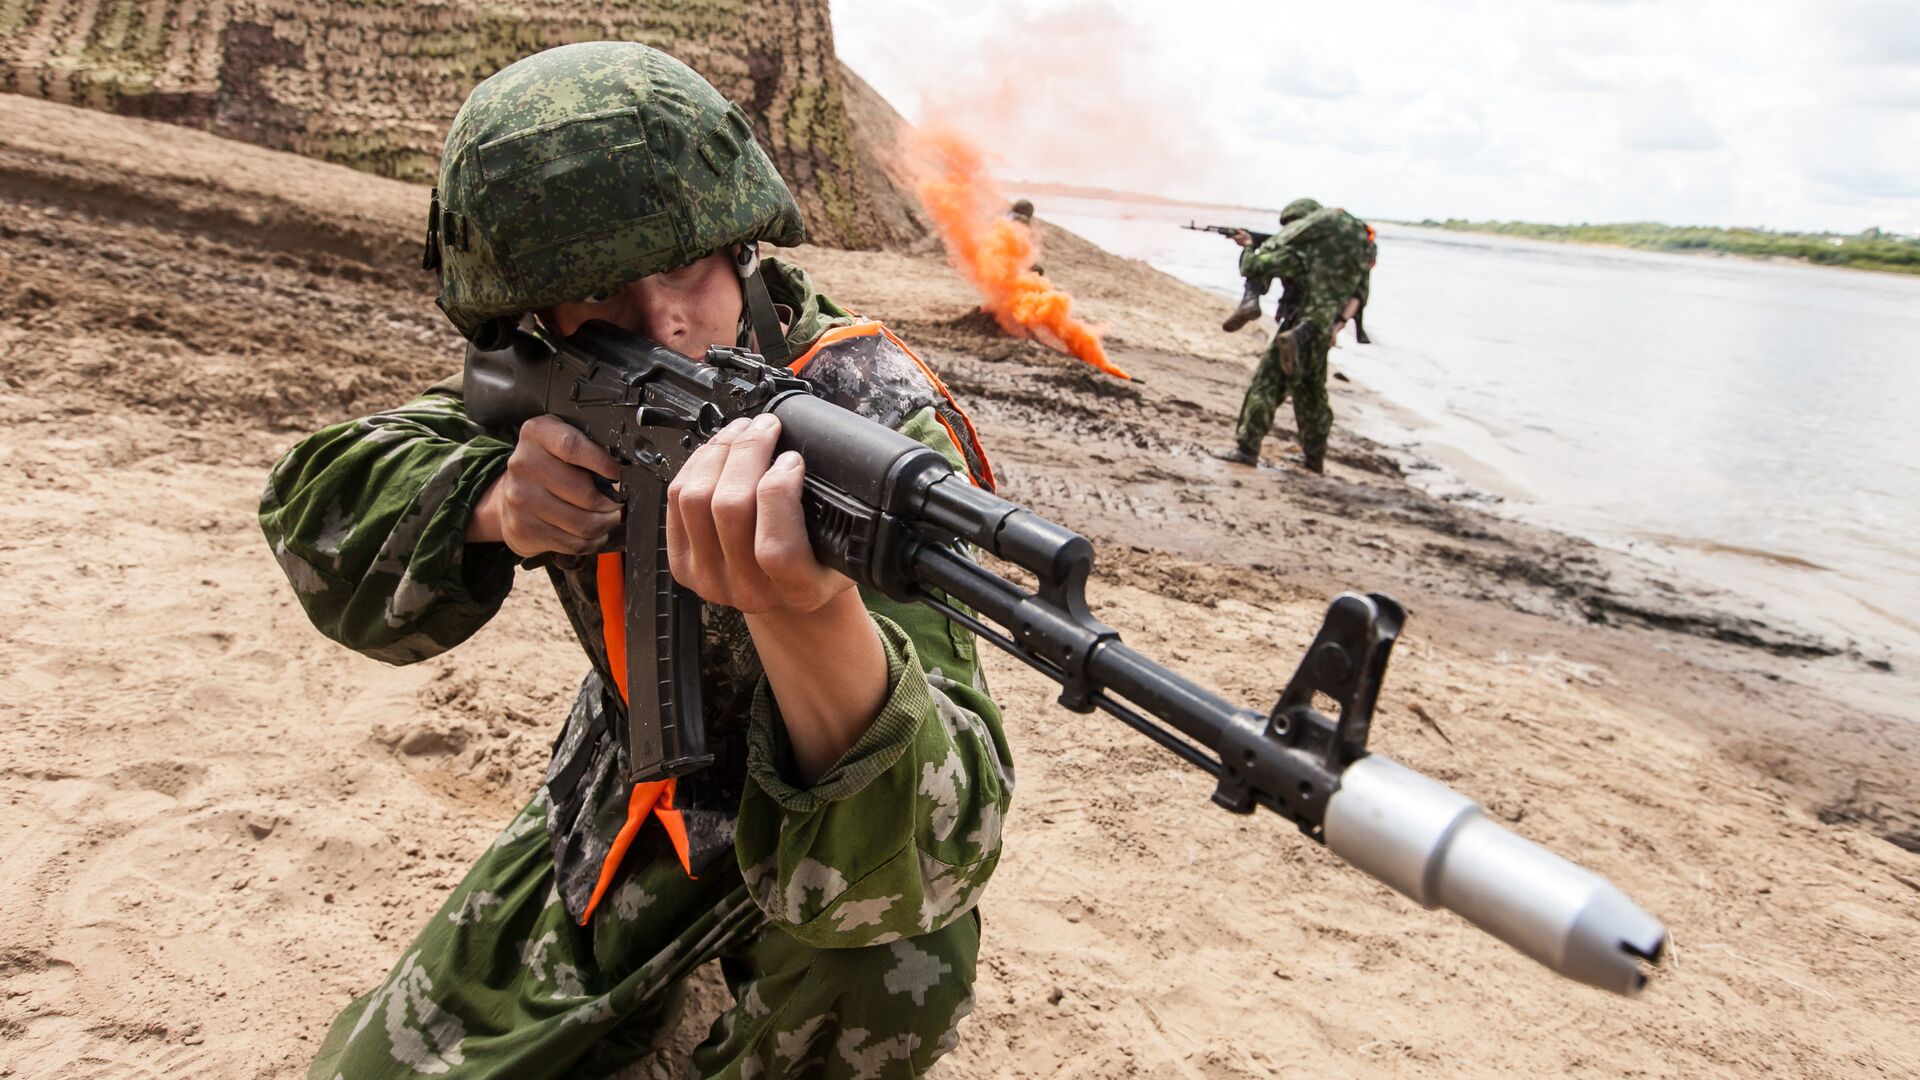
[665,413,856,618]
[468,414,623,557]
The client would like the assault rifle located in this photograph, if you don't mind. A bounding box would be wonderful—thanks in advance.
[464,322,1669,997]
[1184,221,1270,245]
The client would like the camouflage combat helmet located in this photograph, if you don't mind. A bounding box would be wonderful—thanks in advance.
[422,42,807,346]
[1279,197,1323,225]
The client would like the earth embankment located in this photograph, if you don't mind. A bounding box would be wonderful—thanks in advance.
[0,1,926,249]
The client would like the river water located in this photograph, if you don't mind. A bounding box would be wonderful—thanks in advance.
[1036,194,1920,666]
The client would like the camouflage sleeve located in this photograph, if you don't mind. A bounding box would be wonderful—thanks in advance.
[735,408,1013,950]
[1240,229,1306,282]
[258,388,520,665]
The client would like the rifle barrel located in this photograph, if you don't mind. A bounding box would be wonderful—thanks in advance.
[905,540,1666,997]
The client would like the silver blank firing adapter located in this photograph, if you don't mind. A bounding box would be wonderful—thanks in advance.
[1324,755,1669,996]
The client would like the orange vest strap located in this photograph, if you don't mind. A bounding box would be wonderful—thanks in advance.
[579,554,696,926]
[577,778,693,926]
[788,322,996,491]
[787,321,882,375]
[596,554,629,701]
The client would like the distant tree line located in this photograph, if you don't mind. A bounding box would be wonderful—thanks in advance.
[1411,219,1920,275]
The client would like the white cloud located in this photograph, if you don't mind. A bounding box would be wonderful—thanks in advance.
[832,0,1920,232]
[1617,94,1724,153]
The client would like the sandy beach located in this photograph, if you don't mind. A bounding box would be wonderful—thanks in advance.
[2,94,1916,1079]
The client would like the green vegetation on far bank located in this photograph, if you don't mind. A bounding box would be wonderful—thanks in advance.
[1409,219,1920,275]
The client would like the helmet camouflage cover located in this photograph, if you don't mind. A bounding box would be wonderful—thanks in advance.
[1279,197,1323,225]
[424,41,807,341]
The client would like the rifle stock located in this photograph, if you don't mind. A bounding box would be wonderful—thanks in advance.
[463,321,1669,998]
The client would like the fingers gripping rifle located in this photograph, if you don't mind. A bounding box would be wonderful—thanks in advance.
[1183,221,1272,246]
[465,321,1669,998]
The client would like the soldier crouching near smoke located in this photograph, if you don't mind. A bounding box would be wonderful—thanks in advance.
[1007,197,1043,276]
[260,43,1008,1079]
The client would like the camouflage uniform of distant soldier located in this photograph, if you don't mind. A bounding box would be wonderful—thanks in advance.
[1220,197,1321,333]
[1215,200,1371,473]
[260,43,1009,1079]
[1330,226,1377,346]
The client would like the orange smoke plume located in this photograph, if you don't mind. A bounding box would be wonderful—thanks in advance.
[900,124,1130,380]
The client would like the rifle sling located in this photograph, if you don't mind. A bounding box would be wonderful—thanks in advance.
[743,267,791,367]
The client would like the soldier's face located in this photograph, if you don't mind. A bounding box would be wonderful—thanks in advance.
[542,249,744,360]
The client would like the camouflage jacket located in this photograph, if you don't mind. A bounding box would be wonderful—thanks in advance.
[260,258,1012,947]
[1240,207,1372,334]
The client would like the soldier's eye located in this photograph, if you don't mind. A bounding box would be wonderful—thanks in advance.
[585,289,612,304]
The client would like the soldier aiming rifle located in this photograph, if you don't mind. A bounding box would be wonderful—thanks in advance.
[1208,197,1376,472]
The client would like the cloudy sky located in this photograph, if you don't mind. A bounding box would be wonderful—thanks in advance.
[832,0,1920,233]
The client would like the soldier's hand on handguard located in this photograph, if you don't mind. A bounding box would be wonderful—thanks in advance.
[1232,229,1254,247]
[467,415,623,557]
[667,413,886,783]
[665,413,853,617]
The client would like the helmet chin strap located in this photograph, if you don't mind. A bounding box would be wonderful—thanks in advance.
[732,243,792,366]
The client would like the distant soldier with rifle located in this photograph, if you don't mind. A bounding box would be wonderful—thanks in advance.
[1201,197,1373,472]
[1188,198,1376,341]
[260,42,1004,1078]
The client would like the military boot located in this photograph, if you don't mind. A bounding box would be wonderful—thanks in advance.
[1222,281,1263,332]
[1212,445,1259,466]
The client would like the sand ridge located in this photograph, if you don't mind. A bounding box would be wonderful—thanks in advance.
[1,95,1916,1079]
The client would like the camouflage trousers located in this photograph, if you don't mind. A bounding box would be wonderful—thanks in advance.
[310,796,979,1080]
[1235,319,1332,462]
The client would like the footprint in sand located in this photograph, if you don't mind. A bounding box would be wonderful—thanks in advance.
[109,759,208,800]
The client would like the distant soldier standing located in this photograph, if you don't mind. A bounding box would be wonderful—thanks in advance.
[1214,199,1372,473]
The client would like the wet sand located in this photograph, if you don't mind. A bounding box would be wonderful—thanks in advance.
[2,95,1917,1078]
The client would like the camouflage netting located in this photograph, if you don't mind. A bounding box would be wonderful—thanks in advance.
[0,0,927,250]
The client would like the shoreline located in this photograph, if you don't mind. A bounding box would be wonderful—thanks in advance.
[1383,219,1920,280]
[2,94,1917,1078]
[1334,364,1913,664]
[1026,198,1919,682]
[994,184,1919,282]
[1339,356,1918,676]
